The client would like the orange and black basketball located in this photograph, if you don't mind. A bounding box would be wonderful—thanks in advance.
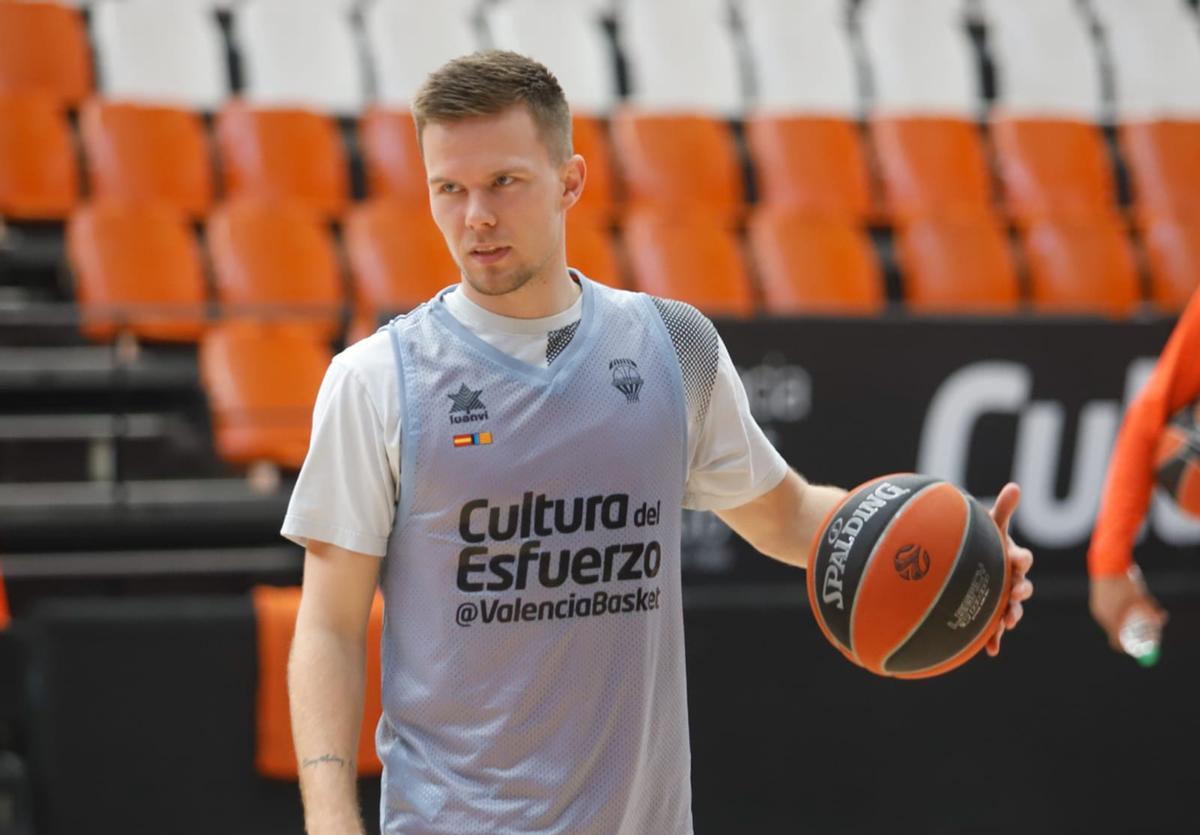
[1154,400,1200,517]
[807,474,1011,679]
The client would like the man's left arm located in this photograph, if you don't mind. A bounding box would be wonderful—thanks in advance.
[716,472,1035,656]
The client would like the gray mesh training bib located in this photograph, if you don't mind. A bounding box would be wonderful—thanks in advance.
[378,275,702,834]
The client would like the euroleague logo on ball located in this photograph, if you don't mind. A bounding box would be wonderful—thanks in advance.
[893,543,931,581]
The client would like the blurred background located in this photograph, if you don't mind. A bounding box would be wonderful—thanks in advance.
[2,0,1200,832]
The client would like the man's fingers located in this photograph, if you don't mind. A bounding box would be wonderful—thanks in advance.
[1004,599,1024,629]
[1011,578,1034,604]
[989,482,1021,536]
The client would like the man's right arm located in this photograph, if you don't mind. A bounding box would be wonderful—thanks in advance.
[289,539,381,835]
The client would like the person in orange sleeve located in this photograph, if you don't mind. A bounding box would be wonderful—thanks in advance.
[1088,287,1200,651]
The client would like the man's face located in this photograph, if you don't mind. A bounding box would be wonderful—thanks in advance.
[422,105,582,298]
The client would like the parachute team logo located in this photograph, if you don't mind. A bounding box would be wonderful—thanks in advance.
[610,359,643,403]
[893,543,931,581]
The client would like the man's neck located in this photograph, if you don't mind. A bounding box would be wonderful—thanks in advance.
[459,262,581,320]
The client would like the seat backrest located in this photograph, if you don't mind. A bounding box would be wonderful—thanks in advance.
[871,116,992,220]
[1092,0,1200,120]
[365,0,481,108]
[81,100,215,218]
[1120,120,1200,221]
[0,91,78,219]
[344,198,458,317]
[570,115,617,226]
[859,0,978,116]
[199,320,331,468]
[208,197,344,339]
[68,200,208,343]
[234,0,365,115]
[980,0,1103,120]
[745,115,872,218]
[216,102,349,218]
[0,0,92,106]
[624,209,755,318]
[895,210,1021,312]
[991,116,1115,223]
[741,0,860,115]
[485,0,619,116]
[748,208,883,315]
[610,112,743,220]
[360,108,426,206]
[566,219,623,288]
[621,0,744,116]
[1144,215,1200,311]
[91,0,229,111]
[1022,214,1141,316]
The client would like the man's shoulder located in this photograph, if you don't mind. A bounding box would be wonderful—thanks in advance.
[332,326,399,384]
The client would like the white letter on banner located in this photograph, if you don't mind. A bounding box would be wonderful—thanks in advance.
[1013,400,1120,548]
[917,362,1031,488]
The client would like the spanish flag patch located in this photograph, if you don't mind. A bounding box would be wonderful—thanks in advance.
[453,431,493,448]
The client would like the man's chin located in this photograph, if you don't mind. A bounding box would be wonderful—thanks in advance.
[462,267,534,298]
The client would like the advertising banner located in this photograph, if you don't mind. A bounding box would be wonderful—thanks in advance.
[683,316,1200,585]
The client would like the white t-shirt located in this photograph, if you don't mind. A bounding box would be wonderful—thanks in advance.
[282,283,789,557]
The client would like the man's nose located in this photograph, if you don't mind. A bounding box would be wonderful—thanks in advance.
[464,194,497,230]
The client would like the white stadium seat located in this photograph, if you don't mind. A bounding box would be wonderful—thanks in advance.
[859,0,979,116]
[485,0,619,116]
[620,0,745,116]
[981,0,1104,120]
[1092,0,1200,120]
[365,0,482,108]
[91,0,230,110]
[740,0,860,115]
[234,0,367,115]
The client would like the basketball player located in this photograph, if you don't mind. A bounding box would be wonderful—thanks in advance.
[283,51,1035,835]
[1087,288,1200,651]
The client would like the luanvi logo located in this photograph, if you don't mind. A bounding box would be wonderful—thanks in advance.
[893,544,931,581]
[610,359,643,403]
[448,383,489,424]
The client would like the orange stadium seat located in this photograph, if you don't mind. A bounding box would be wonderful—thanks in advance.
[200,321,331,469]
[1120,121,1200,223]
[992,117,1116,224]
[896,211,1021,313]
[1142,215,1200,312]
[570,115,617,227]
[747,209,883,315]
[344,198,458,325]
[216,102,349,219]
[360,107,425,207]
[0,0,91,107]
[253,586,383,778]
[68,201,208,342]
[624,210,754,318]
[1022,213,1141,317]
[80,100,215,219]
[611,112,743,222]
[871,116,992,221]
[745,116,873,220]
[566,218,623,288]
[0,91,78,219]
[208,198,344,339]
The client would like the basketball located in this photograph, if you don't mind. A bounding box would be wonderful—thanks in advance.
[807,474,1011,679]
[1155,400,1200,517]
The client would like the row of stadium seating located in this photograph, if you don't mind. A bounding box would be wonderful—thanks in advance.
[5,0,1200,120]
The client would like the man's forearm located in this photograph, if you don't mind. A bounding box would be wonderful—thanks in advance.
[718,470,848,569]
[289,625,368,835]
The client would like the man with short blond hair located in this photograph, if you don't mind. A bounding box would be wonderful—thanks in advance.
[284,51,1033,834]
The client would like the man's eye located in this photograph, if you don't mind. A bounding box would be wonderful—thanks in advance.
[440,183,461,194]
[495,175,514,187]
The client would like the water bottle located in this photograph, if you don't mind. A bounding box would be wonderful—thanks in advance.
[1118,608,1162,667]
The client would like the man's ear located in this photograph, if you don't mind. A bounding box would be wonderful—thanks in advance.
[561,154,587,211]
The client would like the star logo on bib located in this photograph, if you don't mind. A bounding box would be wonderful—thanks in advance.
[448,384,489,425]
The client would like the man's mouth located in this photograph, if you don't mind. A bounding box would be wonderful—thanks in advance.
[469,245,512,264]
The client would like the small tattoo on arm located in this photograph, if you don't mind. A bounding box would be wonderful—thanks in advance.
[302,753,347,769]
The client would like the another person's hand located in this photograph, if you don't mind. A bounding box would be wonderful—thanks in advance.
[1089,563,1168,653]
[985,482,1035,657]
